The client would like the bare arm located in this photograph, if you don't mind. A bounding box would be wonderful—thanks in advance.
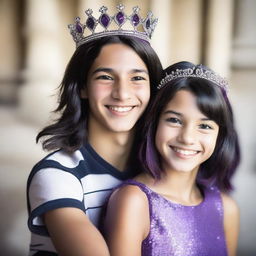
[222,193,240,256]
[44,207,110,256]
[104,185,150,256]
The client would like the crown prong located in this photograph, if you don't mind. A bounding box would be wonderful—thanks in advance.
[130,6,141,29]
[74,17,83,34]
[99,6,111,31]
[85,8,97,33]
[114,4,127,28]
[133,6,140,13]
[85,9,93,16]
[142,11,159,38]
[99,6,108,14]
[117,3,125,11]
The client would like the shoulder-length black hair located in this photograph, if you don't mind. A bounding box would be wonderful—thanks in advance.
[36,36,163,152]
[139,61,240,192]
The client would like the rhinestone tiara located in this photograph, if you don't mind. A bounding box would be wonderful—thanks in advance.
[68,4,158,48]
[158,66,229,92]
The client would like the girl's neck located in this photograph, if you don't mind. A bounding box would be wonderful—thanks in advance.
[137,170,202,206]
[160,173,201,206]
[88,129,134,171]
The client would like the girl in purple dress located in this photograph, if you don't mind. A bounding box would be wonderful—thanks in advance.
[104,61,240,256]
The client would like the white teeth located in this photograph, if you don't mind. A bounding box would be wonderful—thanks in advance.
[109,106,133,112]
[173,147,198,156]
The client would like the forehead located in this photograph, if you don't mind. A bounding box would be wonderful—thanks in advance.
[162,90,211,118]
[91,43,147,71]
[164,90,197,110]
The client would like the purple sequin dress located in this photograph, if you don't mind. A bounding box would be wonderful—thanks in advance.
[120,180,227,256]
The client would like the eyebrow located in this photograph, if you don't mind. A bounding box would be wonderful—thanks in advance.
[163,110,182,116]
[91,68,113,75]
[130,69,149,74]
[163,110,213,121]
[91,67,149,75]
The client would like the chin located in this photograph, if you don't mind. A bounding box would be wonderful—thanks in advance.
[109,126,134,133]
[110,123,136,132]
[168,163,199,173]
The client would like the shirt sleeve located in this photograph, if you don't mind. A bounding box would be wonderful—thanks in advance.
[28,167,85,236]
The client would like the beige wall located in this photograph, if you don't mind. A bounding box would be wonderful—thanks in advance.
[0,0,256,255]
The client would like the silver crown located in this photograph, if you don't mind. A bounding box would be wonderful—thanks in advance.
[68,4,158,48]
[158,66,229,92]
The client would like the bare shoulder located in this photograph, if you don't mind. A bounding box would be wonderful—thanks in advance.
[105,184,150,254]
[105,184,150,233]
[109,184,149,210]
[221,193,239,217]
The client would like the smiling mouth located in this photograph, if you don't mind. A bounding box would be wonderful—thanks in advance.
[107,106,135,113]
[171,147,199,156]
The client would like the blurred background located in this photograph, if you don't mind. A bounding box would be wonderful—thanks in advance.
[0,0,255,255]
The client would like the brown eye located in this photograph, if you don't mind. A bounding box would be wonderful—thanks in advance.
[199,124,212,129]
[96,75,113,80]
[131,76,146,81]
[166,117,181,125]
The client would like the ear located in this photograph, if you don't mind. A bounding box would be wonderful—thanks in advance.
[80,88,88,99]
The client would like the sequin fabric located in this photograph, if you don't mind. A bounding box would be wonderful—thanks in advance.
[121,180,227,256]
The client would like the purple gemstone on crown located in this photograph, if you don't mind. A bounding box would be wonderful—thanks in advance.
[116,12,125,25]
[75,23,83,33]
[101,14,110,28]
[146,19,151,29]
[86,17,95,31]
[132,14,140,26]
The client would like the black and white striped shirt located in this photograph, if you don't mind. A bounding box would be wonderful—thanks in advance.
[27,143,132,255]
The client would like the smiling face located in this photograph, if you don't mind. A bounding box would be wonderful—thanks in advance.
[83,43,150,135]
[155,90,219,174]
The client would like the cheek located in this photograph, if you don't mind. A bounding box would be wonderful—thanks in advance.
[155,126,162,150]
[203,133,219,154]
[155,123,170,150]
[135,85,150,103]
[88,85,112,100]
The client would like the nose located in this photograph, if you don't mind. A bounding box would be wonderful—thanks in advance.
[177,125,196,145]
[111,79,131,101]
